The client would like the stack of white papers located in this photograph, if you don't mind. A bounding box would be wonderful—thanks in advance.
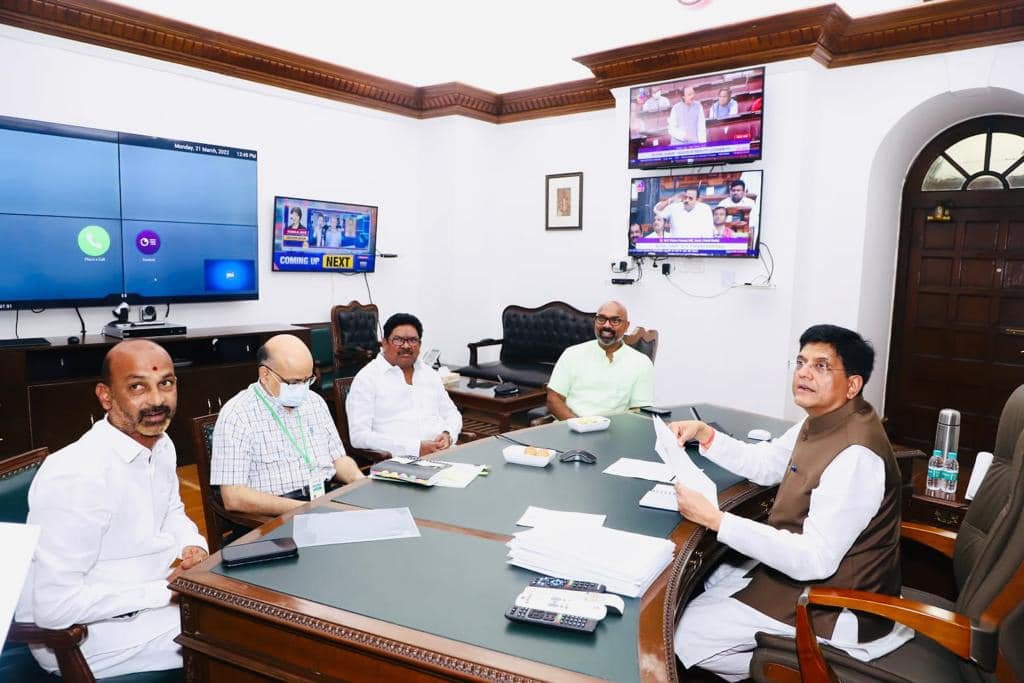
[603,457,675,483]
[506,524,675,598]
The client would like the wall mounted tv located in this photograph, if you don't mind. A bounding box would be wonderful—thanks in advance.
[628,66,764,169]
[271,196,377,274]
[628,170,763,258]
[0,115,258,311]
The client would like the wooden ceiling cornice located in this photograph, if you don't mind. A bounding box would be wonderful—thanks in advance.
[0,0,1021,125]
[577,0,1024,87]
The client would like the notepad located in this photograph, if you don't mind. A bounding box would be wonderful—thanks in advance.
[370,458,451,486]
[638,484,678,511]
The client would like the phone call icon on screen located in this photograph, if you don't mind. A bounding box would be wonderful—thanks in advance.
[77,225,111,257]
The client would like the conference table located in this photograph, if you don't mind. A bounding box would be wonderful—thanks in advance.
[172,405,792,682]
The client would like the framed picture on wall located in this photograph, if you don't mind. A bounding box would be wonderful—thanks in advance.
[545,172,583,230]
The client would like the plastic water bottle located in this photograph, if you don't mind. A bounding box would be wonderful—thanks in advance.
[926,449,945,497]
[943,451,959,500]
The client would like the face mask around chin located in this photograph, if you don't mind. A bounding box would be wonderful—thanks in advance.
[277,382,310,408]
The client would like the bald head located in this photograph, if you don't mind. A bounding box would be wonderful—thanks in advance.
[101,339,172,385]
[258,334,313,379]
[595,301,630,348]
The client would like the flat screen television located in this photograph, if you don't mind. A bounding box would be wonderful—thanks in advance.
[0,115,259,310]
[627,170,763,258]
[628,66,764,169]
[271,196,377,273]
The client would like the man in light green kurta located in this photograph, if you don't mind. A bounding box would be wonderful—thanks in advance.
[547,301,655,419]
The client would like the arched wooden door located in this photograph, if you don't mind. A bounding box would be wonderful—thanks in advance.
[886,115,1024,463]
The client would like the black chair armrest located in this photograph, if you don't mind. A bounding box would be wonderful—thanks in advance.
[9,621,95,683]
[466,338,503,367]
[350,447,392,472]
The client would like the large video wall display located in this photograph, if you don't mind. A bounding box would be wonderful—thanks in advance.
[0,115,258,310]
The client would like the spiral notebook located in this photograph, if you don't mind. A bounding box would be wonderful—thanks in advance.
[638,484,678,511]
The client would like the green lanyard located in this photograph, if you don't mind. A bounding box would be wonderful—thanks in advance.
[255,386,316,472]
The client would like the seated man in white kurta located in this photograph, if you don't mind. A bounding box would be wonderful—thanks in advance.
[346,312,462,458]
[668,324,911,681]
[16,340,208,678]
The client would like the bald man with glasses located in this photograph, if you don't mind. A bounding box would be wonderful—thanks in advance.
[546,301,655,420]
[211,334,364,516]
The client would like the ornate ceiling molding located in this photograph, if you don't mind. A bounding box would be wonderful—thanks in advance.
[0,0,1020,124]
[577,0,1024,87]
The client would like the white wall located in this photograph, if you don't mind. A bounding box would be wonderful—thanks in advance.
[3,23,1023,421]
[0,25,426,339]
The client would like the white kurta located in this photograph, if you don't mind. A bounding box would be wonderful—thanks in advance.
[674,422,913,681]
[346,355,463,457]
[16,417,207,677]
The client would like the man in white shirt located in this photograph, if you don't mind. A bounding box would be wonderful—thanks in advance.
[16,340,208,678]
[211,334,364,516]
[717,178,758,230]
[654,188,715,238]
[346,313,462,457]
[547,301,655,419]
[668,85,707,144]
[669,325,909,681]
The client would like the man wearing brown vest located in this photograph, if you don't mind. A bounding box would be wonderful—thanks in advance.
[668,325,911,681]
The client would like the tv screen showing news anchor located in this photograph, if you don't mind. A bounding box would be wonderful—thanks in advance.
[628,66,764,169]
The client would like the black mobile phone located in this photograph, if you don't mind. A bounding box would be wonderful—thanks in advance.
[221,538,298,568]
[639,406,672,416]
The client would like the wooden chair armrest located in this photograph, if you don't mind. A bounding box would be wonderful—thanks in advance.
[223,510,274,529]
[9,621,87,647]
[902,520,957,558]
[466,338,503,367]
[796,587,973,681]
[458,430,480,443]
[530,414,556,426]
[9,621,96,683]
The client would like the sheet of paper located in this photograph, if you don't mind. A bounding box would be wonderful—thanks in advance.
[603,457,675,483]
[0,522,40,646]
[292,508,420,548]
[516,506,606,529]
[652,417,719,508]
[429,461,486,488]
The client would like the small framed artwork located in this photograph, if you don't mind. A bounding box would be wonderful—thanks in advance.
[545,172,583,230]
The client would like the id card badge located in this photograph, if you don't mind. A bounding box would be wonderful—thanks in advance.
[308,477,326,500]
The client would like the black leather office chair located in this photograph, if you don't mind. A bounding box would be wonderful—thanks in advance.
[750,385,1024,682]
[329,301,379,379]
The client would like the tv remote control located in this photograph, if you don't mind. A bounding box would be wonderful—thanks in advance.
[504,606,598,633]
[528,576,606,593]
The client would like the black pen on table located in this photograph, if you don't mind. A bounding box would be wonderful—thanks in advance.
[690,406,702,422]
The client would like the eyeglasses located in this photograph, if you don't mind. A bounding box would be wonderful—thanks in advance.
[388,335,421,347]
[262,365,316,387]
[595,315,624,326]
[789,358,846,377]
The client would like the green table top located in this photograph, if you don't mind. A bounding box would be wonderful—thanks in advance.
[215,517,642,682]
[212,404,794,681]
[334,406,792,537]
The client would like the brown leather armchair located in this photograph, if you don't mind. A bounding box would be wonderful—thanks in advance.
[190,414,272,553]
[750,385,1024,682]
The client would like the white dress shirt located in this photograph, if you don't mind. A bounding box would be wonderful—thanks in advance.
[16,417,206,676]
[675,421,913,679]
[655,200,715,238]
[346,355,463,457]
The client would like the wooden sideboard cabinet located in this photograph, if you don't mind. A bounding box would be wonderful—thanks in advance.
[0,324,310,466]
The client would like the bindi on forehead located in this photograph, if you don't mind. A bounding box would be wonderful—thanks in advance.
[152,366,158,371]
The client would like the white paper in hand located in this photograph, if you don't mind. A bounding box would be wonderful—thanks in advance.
[652,417,719,508]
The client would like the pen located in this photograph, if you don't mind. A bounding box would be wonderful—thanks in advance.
[690,406,702,422]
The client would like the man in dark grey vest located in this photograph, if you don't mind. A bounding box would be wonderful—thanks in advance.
[669,324,910,681]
